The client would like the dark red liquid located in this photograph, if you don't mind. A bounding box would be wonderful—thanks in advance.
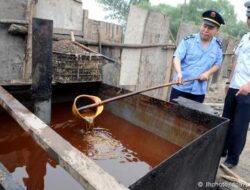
[52,103,181,186]
[0,102,181,189]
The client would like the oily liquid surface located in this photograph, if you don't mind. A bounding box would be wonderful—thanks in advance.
[0,111,83,190]
[0,102,180,189]
[52,103,181,186]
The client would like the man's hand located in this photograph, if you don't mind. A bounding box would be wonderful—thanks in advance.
[176,72,183,84]
[173,57,183,84]
[236,82,250,96]
[199,65,219,81]
[199,71,210,81]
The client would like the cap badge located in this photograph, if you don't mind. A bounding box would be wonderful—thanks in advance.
[211,11,216,17]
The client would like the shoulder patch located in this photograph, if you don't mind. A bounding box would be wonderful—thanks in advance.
[184,35,195,40]
[216,38,222,49]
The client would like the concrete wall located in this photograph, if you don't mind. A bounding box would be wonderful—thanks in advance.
[0,0,27,82]
[0,24,25,81]
[0,0,27,20]
[35,0,83,31]
[101,48,121,86]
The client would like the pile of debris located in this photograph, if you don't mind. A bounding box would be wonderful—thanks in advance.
[53,40,92,55]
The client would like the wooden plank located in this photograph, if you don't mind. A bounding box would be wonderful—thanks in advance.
[99,21,122,43]
[0,79,32,85]
[53,34,175,48]
[53,28,84,36]
[0,19,28,25]
[220,163,250,188]
[73,41,116,63]
[119,6,148,86]
[0,86,128,190]
[0,163,24,190]
[162,48,174,100]
[136,10,171,100]
[119,6,172,99]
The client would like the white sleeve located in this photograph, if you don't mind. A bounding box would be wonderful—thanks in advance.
[234,33,248,55]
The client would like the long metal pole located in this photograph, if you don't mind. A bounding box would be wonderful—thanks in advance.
[78,78,199,111]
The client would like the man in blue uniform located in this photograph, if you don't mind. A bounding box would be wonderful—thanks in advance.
[222,1,250,169]
[169,10,225,103]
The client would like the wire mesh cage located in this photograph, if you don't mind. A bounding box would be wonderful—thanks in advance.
[52,40,103,83]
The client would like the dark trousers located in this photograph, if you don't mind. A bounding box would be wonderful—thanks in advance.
[222,88,250,165]
[169,87,205,103]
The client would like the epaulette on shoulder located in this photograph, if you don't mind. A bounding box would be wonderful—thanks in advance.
[184,35,195,40]
[216,38,222,49]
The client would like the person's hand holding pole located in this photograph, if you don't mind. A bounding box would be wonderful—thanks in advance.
[173,57,183,84]
[199,65,220,81]
[199,71,210,81]
[176,72,183,84]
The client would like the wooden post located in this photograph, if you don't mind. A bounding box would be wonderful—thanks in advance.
[82,10,89,38]
[23,0,35,80]
[70,31,75,42]
[32,18,53,124]
[162,48,175,100]
[97,26,102,53]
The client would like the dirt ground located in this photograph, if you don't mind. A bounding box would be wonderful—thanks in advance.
[205,87,250,190]
[215,130,250,190]
[234,133,250,178]
[229,131,250,182]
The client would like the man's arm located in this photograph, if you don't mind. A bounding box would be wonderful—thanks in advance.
[199,65,220,81]
[173,57,182,84]
[228,55,237,82]
[225,54,237,93]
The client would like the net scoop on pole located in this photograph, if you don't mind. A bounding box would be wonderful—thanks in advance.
[72,78,199,123]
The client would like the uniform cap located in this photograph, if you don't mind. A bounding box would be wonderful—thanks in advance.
[244,1,250,17]
[202,10,225,28]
